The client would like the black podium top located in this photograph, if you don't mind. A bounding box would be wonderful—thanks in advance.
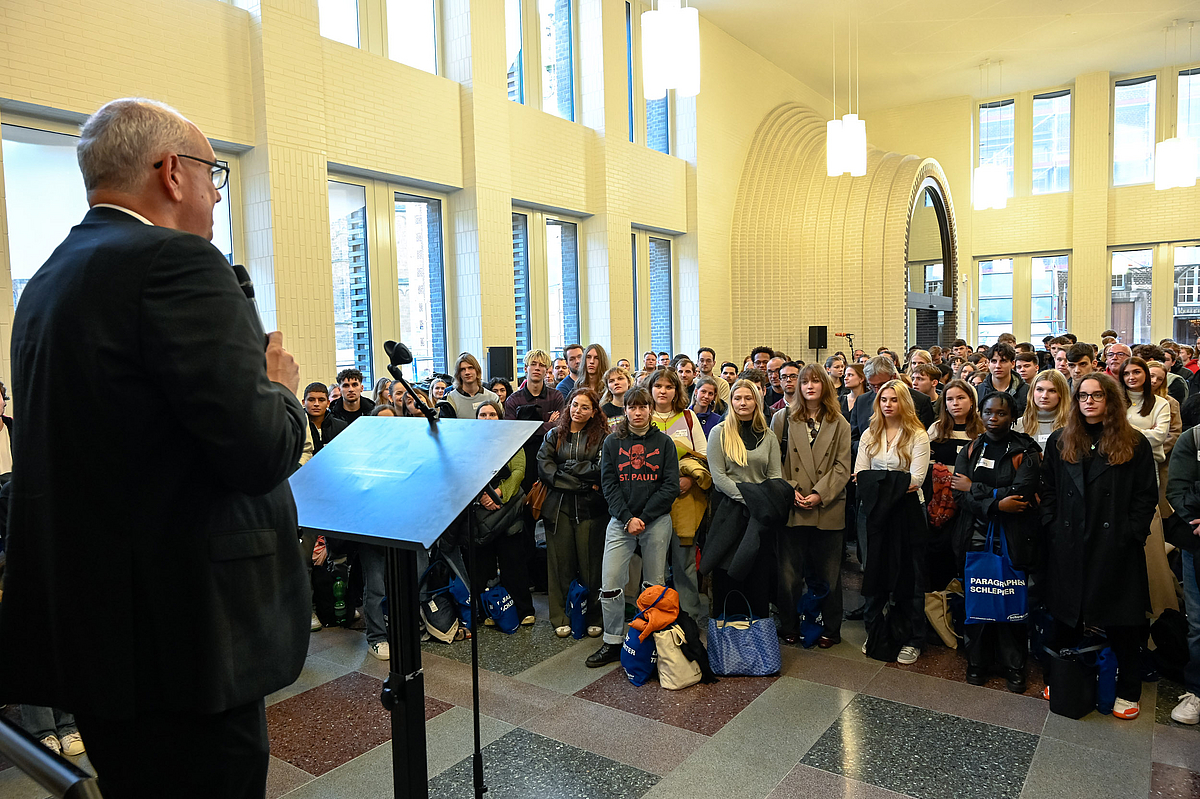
[289,417,541,549]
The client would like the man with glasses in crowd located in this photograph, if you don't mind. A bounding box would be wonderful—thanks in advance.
[764,355,786,407]
[1106,343,1132,377]
[770,361,801,411]
[0,98,308,798]
[696,346,730,406]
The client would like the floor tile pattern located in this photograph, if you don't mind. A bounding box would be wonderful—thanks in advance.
[1152,762,1200,799]
[574,667,776,736]
[428,728,661,798]
[423,619,579,676]
[266,671,432,777]
[801,694,1040,799]
[5,552,1196,799]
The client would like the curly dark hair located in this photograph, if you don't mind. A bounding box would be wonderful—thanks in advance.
[551,387,607,451]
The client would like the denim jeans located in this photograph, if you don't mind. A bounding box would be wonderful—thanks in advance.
[20,705,76,741]
[600,515,673,644]
[358,544,388,646]
[1183,550,1200,695]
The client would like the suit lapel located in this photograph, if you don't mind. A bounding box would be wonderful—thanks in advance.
[793,417,817,478]
[1065,456,1087,495]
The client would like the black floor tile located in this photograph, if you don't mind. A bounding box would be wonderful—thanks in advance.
[801,694,1038,799]
[421,619,579,677]
[429,727,661,798]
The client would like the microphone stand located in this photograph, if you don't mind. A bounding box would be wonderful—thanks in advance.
[382,340,487,797]
[386,363,439,428]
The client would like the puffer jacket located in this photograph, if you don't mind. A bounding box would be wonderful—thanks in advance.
[537,427,606,524]
[951,430,1042,571]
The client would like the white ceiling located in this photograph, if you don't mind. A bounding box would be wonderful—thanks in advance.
[690,0,1200,112]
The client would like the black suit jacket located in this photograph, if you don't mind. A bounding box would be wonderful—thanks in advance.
[0,207,309,719]
[849,387,936,461]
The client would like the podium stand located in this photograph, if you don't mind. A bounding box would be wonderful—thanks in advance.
[289,416,541,799]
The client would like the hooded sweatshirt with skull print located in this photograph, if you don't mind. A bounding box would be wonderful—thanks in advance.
[600,424,680,526]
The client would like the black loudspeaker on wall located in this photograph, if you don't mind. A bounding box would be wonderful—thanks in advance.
[487,346,515,381]
[808,326,828,351]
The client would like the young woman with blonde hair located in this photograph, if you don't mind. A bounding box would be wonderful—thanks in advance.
[599,365,632,425]
[770,364,852,647]
[702,379,783,619]
[854,380,931,665]
[1020,369,1071,449]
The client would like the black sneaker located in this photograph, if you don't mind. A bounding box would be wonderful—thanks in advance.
[586,643,621,668]
[966,667,986,686]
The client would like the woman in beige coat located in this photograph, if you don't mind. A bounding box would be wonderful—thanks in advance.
[770,363,852,647]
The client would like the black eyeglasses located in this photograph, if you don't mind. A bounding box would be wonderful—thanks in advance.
[152,154,229,190]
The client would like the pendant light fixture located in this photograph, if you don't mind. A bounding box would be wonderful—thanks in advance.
[973,60,1008,210]
[642,0,700,100]
[1156,22,1198,190]
[827,5,867,177]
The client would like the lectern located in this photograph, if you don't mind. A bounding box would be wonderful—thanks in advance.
[289,415,540,799]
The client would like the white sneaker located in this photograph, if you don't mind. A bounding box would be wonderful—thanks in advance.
[1112,697,1140,720]
[897,646,920,665]
[861,641,868,655]
[1172,692,1200,724]
[555,626,572,638]
[311,612,322,632]
[369,640,390,661]
[587,626,602,638]
[59,732,85,757]
[40,735,60,755]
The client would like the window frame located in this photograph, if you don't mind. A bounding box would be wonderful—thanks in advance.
[532,0,580,122]
[319,0,443,76]
[977,97,1016,199]
[512,206,585,361]
[1108,247,1154,344]
[1031,89,1071,195]
[1,113,244,297]
[1112,74,1158,187]
[629,1,673,154]
[631,228,675,355]
[327,173,450,384]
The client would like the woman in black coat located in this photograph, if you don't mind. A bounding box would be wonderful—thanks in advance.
[1040,373,1158,720]
[537,387,608,638]
[951,392,1042,693]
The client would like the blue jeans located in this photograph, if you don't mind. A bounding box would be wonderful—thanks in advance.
[21,706,76,741]
[358,544,388,646]
[600,515,673,644]
[1183,550,1200,694]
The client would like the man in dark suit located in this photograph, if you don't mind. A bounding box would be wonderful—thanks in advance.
[849,355,936,461]
[0,98,308,798]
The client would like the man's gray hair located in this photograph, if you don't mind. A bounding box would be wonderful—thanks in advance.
[77,98,195,193]
[864,355,898,381]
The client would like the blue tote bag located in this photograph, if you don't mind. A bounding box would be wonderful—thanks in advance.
[481,584,521,633]
[621,587,669,686]
[566,580,589,640]
[707,591,781,676]
[964,521,1028,624]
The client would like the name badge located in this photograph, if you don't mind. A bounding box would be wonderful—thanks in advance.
[978,457,996,470]
[1036,434,1050,446]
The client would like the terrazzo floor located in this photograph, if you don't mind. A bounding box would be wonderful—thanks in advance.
[1,559,1198,799]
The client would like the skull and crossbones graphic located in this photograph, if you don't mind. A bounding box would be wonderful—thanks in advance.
[619,444,660,471]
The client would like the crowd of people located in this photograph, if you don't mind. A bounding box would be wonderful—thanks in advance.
[298,331,1200,725]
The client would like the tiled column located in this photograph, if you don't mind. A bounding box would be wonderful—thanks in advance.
[237,0,334,393]
[443,0,514,359]
[1069,71,1111,337]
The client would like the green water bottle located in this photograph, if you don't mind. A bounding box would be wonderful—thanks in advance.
[333,572,347,626]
